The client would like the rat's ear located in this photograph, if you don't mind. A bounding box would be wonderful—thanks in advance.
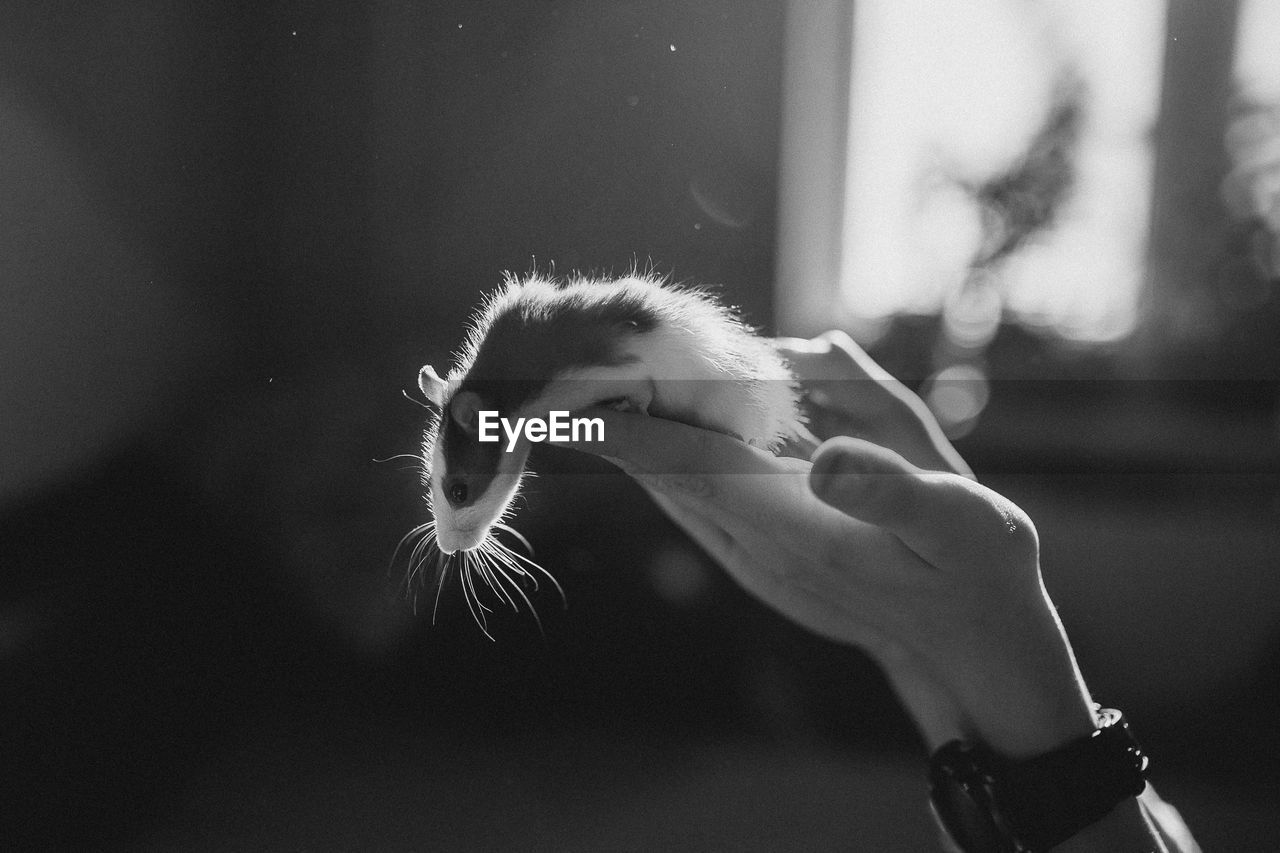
[449,390,484,435]
[418,365,446,409]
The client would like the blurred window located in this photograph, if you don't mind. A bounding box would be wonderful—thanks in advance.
[777,0,1167,345]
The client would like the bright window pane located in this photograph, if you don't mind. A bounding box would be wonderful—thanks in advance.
[840,0,1167,342]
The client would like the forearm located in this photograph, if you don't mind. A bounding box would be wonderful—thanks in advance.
[1048,796,1165,852]
[773,334,1202,851]
[877,565,1099,760]
[879,590,1199,852]
[1050,787,1199,853]
[900,680,1202,853]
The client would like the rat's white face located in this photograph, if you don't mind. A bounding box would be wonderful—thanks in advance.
[428,434,528,554]
[427,369,655,555]
[417,367,519,554]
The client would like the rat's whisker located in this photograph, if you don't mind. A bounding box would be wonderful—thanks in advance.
[392,521,433,569]
[431,550,449,625]
[475,549,519,614]
[493,537,566,607]
[486,550,545,636]
[402,388,432,410]
[374,452,427,467]
[459,554,494,641]
[493,521,535,557]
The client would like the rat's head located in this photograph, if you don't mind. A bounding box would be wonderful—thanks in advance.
[419,366,529,554]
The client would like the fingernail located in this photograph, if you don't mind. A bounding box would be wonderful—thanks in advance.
[811,440,880,499]
[809,452,848,500]
[818,330,856,351]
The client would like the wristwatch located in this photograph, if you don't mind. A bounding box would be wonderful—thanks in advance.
[928,707,1149,852]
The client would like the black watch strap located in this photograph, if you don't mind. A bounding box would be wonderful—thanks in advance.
[930,707,1149,852]
[999,708,1148,850]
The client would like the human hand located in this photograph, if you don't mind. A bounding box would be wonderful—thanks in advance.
[555,333,1097,759]
[773,330,972,479]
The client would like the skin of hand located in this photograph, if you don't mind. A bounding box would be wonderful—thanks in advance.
[555,331,1098,759]
[557,330,1188,851]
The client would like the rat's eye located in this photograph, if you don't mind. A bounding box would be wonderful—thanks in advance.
[447,481,468,505]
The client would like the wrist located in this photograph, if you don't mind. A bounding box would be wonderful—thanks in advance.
[1046,795,1156,852]
[874,626,1096,758]
[929,579,1098,759]
[930,707,1151,853]
[957,675,1098,761]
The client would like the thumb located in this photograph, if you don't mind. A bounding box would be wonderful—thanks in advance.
[808,437,1038,570]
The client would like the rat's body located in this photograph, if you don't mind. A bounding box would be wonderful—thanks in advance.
[407,273,801,631]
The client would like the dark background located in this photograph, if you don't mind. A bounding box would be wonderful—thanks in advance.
[2,2,1278,850]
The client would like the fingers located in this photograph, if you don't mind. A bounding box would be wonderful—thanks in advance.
[780,423,821,460]
[548,408,794,518]
[646,490,743,568]
[647,489,898,651]
[808,437,1034,570]
[775,330,894,384]
[778,331,919,421]
[778,331,974,479]
[551,409,864,553]
[549,408,767,476]
[810,438,917,524]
